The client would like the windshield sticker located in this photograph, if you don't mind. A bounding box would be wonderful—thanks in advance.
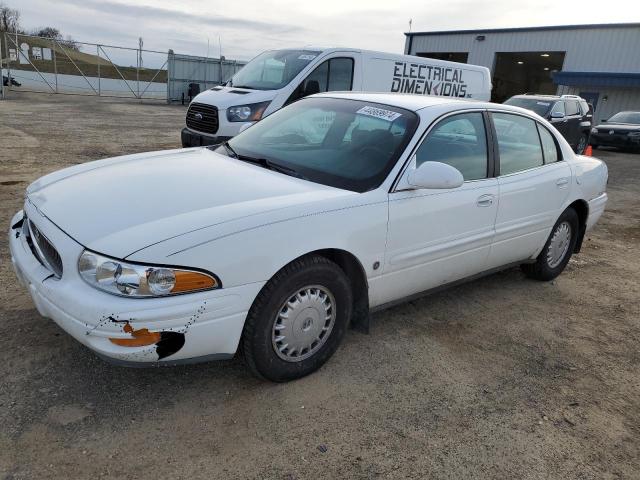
[536,101,551,106]
[298,54,317,61]
[356,106,402,122]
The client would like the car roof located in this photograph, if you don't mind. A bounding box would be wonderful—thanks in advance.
[313,91,486,112]
[510,94,560,100]
[312,91,538,117]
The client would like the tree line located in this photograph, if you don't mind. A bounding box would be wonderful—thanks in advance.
[1,3,79,50]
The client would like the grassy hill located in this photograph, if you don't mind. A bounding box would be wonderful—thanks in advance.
[3,35,167,83]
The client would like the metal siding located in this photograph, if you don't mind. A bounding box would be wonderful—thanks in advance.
[167,53,246,102]
[407,26,640,74]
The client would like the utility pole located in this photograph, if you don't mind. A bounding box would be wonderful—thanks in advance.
[137,37,143,99]
[0,33,4,100]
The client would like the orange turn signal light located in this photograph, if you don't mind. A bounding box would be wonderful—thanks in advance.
[109,323,161,347]
[172,270,217,293]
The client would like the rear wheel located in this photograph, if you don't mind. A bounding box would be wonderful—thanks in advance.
[521,208,579,281]
[241,255,352,382]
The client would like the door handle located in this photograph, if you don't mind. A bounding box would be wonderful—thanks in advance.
[556,178,569,187]
[476,194,494,207]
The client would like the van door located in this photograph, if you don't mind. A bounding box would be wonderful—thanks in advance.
[282,56,356,106]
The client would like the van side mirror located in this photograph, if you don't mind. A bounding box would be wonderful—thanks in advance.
[407,161,464,190]
[551,111,565,119]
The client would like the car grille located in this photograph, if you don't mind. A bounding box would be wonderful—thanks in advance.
[185,103,219,135]
[27,218,63,278]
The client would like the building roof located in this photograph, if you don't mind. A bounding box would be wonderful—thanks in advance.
[405,23,640,37]
[553,71,640,88]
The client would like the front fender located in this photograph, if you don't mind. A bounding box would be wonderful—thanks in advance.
[128,192,389,291]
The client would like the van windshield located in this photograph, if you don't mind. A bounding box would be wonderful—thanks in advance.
[229,49,322,91]
[217,97,419,192]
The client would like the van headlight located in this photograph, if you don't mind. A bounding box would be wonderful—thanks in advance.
[591,127,598,134]
[78,251,219,297]
[227,101,270,122]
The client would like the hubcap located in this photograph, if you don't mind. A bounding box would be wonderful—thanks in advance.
[547,221,572,268]
[272,285,336,362]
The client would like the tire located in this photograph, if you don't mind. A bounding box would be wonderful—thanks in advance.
[576,134,588,154]
[521,208,579,281]
[241,255,353,382]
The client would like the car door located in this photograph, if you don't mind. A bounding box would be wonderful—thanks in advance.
[564,99,582,147]
[549,100,571,142]
[487,112,572,268]
[380,111,498,305]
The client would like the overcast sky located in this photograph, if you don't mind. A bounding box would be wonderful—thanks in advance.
[13,0,640,62]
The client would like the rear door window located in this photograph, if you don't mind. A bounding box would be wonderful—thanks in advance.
[492,113,544,175]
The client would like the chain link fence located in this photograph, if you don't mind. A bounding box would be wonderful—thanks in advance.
[1,33,246,102]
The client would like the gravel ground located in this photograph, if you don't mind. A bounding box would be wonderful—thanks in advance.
[0,92,638,480]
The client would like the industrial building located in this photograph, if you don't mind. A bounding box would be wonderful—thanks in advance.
[404,23,640,122]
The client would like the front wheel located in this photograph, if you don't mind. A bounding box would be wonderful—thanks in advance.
[241,255,353,382]
[521,208,579,281]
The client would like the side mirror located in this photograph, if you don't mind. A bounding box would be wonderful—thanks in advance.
[407,161,464,190]
[551,111,565,119]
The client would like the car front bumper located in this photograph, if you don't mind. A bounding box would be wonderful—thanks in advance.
[590,132,640,149]
[9,204,264,366]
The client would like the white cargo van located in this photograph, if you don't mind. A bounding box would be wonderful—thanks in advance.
[181,47,492,147]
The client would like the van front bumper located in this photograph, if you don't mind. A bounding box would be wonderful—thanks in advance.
[9,206,264,366]
[181,128,232,148]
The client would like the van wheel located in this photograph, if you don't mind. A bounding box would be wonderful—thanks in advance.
[241,255,352,382]
[521,208,579,281]
[576,134,588,154]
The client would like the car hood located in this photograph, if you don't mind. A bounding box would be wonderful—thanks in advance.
[190,86,275,110]
[594,123,640,132]
[27,148,351,258]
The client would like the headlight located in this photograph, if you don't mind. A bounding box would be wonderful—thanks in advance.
[591,127,598,134]
[78,251,219,297]
[627,131,640,137]
[226,101,271,122]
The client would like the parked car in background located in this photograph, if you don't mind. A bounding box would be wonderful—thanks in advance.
[10,93,608,381]
[504,94,593,154]
[590,111,640,152]
[181,47,492,147]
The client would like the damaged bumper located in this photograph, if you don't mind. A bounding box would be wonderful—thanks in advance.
[9,205,264,366]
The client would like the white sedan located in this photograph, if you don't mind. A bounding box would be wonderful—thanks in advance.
[9,93,608,381]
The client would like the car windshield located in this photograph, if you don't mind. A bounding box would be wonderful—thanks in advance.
[228,49,322,91]
[607,112,640,125]
[217,97,419,192]
[504,97,554,116]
